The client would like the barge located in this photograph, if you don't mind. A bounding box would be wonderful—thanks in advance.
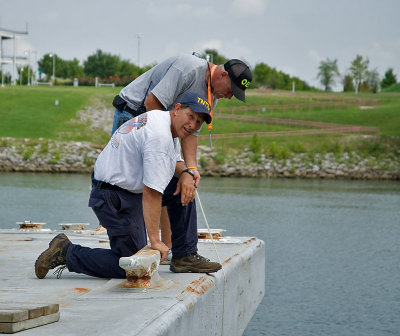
[0,226,265,335]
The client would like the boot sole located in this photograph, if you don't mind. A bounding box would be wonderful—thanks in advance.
[34,234,68,279]
[35,249,51,279]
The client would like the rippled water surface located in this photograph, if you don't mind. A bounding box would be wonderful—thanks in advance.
[1,173,399,335]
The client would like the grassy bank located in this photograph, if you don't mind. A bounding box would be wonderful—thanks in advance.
[1,86,399,163]
[0,86,118,144]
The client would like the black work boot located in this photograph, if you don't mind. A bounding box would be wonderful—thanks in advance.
[35,233,71,279]
[170,253,222,273]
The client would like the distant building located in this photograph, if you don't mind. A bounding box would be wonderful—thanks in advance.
[0,26,28,85]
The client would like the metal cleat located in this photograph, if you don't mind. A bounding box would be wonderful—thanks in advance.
[16,221,47,230]
[197,228,226,240]
[119,246,161,288]
[58,223,90,231]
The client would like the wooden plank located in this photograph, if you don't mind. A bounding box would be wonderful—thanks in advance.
[0,310,28,323]
[0,311,60,333]
[0,304,59,322]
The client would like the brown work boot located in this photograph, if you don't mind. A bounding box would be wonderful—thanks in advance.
[170,253,222,273]
[35,233,71,279]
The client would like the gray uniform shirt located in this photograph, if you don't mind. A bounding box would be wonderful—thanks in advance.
[119,54,217,113]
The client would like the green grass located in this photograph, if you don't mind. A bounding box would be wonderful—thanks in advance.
[1,86,399,158]
[0,86,119,144]
[381,83,400,93]
[215,91,400,137]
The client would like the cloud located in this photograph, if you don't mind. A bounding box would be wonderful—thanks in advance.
[362,39,400,76]
[164,41,183,58]
[336,38,400,77]
[198,39,223,52]
[280,65,297,77]
[145,1,215,20]
[36,11,60,24]
[307,50,323,65]
[231,0,267,16]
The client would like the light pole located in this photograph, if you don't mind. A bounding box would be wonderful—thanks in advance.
[32,50,37,84]
[49,53,55,83]
[19,66,23,86]
[24,50,31,86]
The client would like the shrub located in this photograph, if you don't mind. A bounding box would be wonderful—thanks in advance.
[48,150,61,164]
[213,151,226,164]
[23,147,35,160]
[38,140,49,155]
[289,141,306,153]
[250,133,261,154]
[84,154,95,167]
[252,153,261,163]
[199,156,208,168]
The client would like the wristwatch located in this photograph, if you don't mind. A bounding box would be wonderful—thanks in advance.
[181,168,195,177]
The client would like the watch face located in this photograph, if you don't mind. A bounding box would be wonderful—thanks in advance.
[183,168,194,177]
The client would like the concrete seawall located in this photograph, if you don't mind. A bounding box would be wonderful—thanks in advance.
[1,138,399,180]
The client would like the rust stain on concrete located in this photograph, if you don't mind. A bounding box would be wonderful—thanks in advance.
[181,276,213,296]
[223,253,240,265]
[243,237,257,245]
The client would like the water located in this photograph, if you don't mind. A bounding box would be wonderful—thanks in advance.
[1,173,399,335]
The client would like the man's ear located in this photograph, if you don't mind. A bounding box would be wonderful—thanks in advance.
[220,70,229,78]
[173,103,181,116]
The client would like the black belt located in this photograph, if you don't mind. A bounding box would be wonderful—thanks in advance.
[112,95,146,118]
[91,174,125,192]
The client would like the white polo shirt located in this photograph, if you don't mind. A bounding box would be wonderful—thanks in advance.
[94,110,182,194]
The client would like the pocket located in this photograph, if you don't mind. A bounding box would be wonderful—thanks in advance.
[106,190,122,213]
[88,197,105,208]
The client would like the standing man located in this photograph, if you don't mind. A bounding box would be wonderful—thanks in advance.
[111,53,253,185]
[35,93,222,279]
[111,54,252,251]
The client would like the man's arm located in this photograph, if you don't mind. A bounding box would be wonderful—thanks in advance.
[144,93,165,111]
[181,135,200,187]
[142,185,170,261]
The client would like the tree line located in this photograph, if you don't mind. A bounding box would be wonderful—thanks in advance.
[2,48,397,93]
[317,55,397,94]
[35,50,154,86]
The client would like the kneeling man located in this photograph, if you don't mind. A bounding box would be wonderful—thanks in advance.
[35,92,221,279]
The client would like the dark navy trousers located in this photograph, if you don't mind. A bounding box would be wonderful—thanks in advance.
[66,177,198,278]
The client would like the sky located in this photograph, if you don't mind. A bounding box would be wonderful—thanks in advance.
[1,0,400,90]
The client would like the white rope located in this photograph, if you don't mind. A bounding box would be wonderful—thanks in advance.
[195,189,227,335]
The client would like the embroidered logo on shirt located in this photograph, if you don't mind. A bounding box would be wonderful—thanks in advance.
[111,114,148,148]
[118,114,148,134]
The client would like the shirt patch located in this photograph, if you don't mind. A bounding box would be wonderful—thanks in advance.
[111,114,148,148]
[118,114,148,134]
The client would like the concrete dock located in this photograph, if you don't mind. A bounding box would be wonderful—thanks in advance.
[0,229,265,335]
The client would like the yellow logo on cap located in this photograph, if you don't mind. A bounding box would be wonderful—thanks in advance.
[241,79,250,88]
[197,97,211,111]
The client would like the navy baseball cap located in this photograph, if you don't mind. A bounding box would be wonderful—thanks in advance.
[179,92,212,124]
[224,59,252,102]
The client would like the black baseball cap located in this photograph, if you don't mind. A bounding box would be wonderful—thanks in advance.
[224,59,252,102]
[179,92,212,124]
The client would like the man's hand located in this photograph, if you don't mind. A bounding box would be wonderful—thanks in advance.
[181,135,200,187]
[193,169,201,188]
[174,171,196,205]
[150,240,170,262]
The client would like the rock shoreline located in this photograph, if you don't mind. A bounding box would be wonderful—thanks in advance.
[1,138,399,180]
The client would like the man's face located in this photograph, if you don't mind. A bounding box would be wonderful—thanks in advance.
[172,106,205,138]
[212,71,234,99]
